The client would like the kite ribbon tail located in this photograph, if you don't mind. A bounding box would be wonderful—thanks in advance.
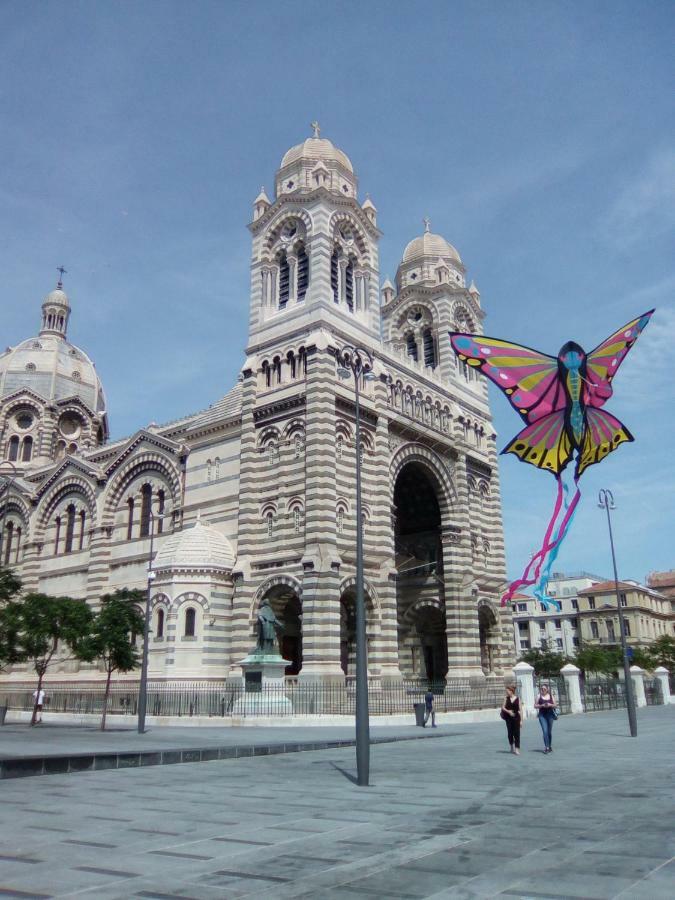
[501,477,565,606]
[534,479,582,608]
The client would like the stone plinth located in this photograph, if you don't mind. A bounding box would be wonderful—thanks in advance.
[232,651,293,717]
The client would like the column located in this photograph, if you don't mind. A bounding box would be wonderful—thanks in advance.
[339,258,348,306]
[287,253,297,304]
[560,663,584,714]
[653,667,672,704]
[513,661,535,719]
[630,665,647,707]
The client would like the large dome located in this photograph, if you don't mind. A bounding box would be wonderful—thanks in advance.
[401,231,462,266]
[0,334,106,414]
[154,518,235,572]
[280,136,354,174]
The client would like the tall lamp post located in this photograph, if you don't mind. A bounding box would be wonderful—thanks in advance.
[0,462,18,566]
[598,489,638,737]
[336,344,375,786]
[137,508,170,734]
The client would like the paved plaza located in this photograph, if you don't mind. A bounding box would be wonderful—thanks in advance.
[0,706,673,899]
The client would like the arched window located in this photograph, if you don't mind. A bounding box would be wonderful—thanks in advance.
[287,351,296,379]
[294,436,302,459]
[157,489,165,534]
[8,436,19,461]
[140,484,152,537]
[406,333,418,362]
[331,249,340,303]
[293,507,301,534]
[345,260,354,311]
[184,607,196,638]
[337,507,345,535]
[54,516,61,555]
[56,440,66,459]
[266,512,274,539]
[3,522,13,564]
[156,608,165,639]
[297,245,309,301]
[79,510,86,550]
[336,437,343,461]
[298,346,307,376]
[15,526,21,563]
[126,498,134,540]
[273,357,282,385]
[422,329,436,368]
[267,442,277,466]
[64,504,76,553]
[21,436,33,462]
[278,251,289,309]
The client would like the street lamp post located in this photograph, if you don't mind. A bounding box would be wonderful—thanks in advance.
[137,509,170,734]
[0,462,18,566]
[336,344,375,787]
[598,489,638,737]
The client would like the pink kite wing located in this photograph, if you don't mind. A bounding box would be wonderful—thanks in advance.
[584,309,655,408]
[449,333,565,424]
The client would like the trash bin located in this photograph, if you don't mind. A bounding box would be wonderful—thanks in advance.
[414,702,426,727]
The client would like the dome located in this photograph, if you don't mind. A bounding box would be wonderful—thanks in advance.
[401,231,462,266]
[154,518,235,572]
[0,334,107,414]
[280,137,354,174]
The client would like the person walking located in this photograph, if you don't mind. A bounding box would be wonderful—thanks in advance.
[535,683,557,753]
[501,684,522,754]
[424,688,437,727]
[32,688,45,725]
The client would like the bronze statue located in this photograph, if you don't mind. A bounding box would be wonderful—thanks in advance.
[255,598,283,655]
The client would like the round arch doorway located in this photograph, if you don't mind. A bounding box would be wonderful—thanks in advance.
[258,585,302,676]
[393,461,446,681]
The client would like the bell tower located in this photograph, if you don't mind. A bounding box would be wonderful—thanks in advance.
[246,125,381,355]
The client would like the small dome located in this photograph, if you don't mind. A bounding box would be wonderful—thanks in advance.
[402,231,462,266]
[280,137,354,174]
[154,518,235,572]
[44,287,69,305]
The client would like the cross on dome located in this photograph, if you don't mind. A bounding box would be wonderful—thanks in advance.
[423,217,431,233]
[311,120,321,138]
[56,265,67,289]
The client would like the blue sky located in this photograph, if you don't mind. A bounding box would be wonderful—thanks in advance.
[2,1,673,583]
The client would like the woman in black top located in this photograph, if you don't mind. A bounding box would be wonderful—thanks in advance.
[501,684,522,754]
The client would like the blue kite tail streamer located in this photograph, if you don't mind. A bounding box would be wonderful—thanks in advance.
[534,479,581,610]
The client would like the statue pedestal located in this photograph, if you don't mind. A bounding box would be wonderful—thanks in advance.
[232,651,294,717]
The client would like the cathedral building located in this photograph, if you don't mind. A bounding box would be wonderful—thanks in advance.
[0,129,513,687]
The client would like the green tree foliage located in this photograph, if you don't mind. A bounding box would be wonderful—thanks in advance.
[644,635,675,671]
[518,648,569,676]
[574,645,622,675]
[0,566,23,671]
[86,590,145,730]
[13,593,94,724]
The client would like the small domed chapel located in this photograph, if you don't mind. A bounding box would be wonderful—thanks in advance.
[0,129,513,686]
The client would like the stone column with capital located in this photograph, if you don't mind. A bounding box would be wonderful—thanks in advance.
[560,662,584,714]
[287,253,297,304]
[653,667,672,704]
[630,665,647,707]
[513,661,536,718]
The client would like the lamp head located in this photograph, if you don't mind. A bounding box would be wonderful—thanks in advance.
[337,366,352,380]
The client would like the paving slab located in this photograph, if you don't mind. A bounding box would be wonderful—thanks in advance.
[0,706,672,899]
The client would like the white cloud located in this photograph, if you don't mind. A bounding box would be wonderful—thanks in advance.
[602,148,675,248]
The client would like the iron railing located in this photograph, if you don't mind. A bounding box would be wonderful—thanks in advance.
[0,677,509,719]
[535,675,571,715]
[582,677,627,711]
[644,678,663,706]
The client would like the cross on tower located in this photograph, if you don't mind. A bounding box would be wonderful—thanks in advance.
[423,217,431,233]
[311,121,321,138]
[56,266,67,288]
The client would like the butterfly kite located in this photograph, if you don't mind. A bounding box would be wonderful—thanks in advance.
[449,309,654,609]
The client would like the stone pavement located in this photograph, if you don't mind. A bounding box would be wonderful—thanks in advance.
[0,706,673,899]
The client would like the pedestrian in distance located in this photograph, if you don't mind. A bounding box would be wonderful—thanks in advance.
[424,688,437,727]
[534,682,557,753]
[32,688,45,725]
[500,684,522,754]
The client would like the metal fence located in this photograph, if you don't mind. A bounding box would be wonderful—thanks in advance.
[0,678,509,719]
[644,678,663,706]
[581,677,627,711]
[535,676,571,715]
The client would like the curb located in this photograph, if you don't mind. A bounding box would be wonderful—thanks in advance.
[0,729,454,780]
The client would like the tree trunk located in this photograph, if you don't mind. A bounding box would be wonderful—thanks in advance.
[101,665,113,731]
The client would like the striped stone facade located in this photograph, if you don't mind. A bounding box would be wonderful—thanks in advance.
[0,131,514,687]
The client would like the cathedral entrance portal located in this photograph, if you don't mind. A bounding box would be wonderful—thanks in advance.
[339,587,375,679]
[394,462,447,680]
[260,586,302,676]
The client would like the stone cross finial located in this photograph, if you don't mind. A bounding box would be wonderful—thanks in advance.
[311,121,321,138]
[56,265,67,288]
[423,217,431,233]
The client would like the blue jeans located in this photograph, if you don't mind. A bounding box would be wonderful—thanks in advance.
[538,710,555,749]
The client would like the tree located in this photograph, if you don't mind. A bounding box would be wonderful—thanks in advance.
[13,593,94,724]
[86,589,145,730]
[518,648,569,676]
[644,635,675,671]
[0,566,23,671]
[574,645,621,676]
